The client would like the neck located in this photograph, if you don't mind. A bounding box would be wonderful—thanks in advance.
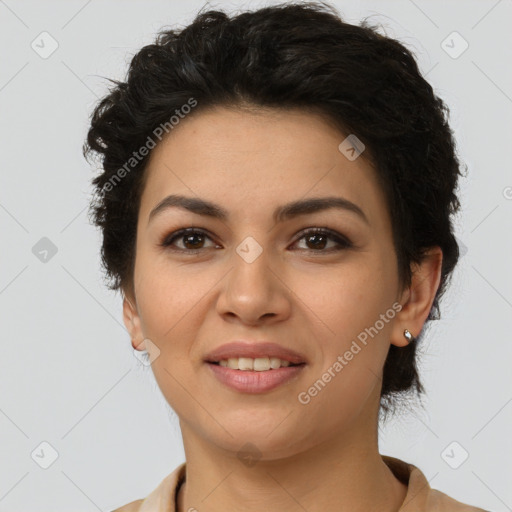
[176,402,407,512]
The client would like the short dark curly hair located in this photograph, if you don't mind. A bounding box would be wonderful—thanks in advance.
[83,0,464,413]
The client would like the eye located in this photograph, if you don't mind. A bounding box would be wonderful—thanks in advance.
[292,228,352,252]
[159,227,352,253]
[159,228,219,252]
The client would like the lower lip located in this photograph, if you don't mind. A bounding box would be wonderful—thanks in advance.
[206,362,305,393]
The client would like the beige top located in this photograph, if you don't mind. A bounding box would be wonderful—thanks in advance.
[111,456,489,511]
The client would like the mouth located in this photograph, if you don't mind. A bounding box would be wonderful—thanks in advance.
[203,340,307,366]
[206,357,305,371]
[203,341,307,392]
[206,360,306,393]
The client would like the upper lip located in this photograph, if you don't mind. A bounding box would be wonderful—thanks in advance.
[204,341,307,364]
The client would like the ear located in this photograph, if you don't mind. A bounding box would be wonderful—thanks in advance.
[391,246,443,347]
[122,290,146,351]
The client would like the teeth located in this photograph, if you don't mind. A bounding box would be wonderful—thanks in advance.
[217,357,293,371]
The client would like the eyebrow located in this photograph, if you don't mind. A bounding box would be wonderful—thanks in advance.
[148,194,369,226]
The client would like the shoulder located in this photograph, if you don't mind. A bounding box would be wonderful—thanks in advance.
[111,499,144,512]
[425,488,489,511]
[109,462,186,512]
[382,455,488,512]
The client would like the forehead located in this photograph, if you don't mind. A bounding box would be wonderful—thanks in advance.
[149,105,351,166]
[139,106,386,226]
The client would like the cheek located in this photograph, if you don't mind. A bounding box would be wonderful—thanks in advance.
[293,255,395,342]
[292,255,396,398]
[133,245,212,340]
[133,265,208,418]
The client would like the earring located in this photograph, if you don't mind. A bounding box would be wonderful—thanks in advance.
[403,329,415,344]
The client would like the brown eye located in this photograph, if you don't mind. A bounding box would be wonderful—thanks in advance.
[160,228,218,252]
[160,227,352,254]
[181,233,206,250]
[304,233,329,250]
[293,228,352,252]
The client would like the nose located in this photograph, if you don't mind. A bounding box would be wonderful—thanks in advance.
[215,242,292,326]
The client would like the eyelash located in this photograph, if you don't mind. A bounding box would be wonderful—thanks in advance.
[159,227,353,254]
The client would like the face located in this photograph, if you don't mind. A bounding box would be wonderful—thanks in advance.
[123,106,411,459]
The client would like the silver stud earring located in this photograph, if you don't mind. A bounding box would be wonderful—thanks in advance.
[403,329,415,343]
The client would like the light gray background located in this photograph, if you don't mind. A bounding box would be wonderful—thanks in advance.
[1,1,511,511]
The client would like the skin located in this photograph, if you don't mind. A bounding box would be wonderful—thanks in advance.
[122,106,442,512]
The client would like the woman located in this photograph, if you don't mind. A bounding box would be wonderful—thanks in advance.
[83,2,489,511]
